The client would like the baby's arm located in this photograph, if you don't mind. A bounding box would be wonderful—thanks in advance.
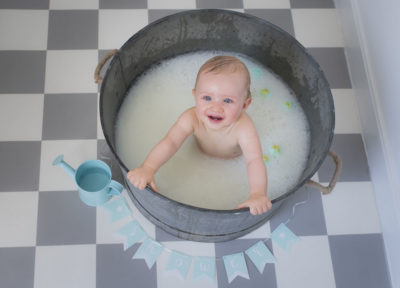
[236,117,272,215]
[127,109,195,191]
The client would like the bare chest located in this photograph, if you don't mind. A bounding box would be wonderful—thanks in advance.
[193,126,242,159]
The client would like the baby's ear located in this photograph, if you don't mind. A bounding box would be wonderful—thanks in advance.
[243,97,252,110]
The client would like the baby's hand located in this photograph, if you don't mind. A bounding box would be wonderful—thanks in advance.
[126,165,158,192]
[236,193,272,215]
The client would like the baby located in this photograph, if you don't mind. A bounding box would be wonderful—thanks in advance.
[127,55,272,215]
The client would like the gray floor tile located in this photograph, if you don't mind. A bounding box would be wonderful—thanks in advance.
[0,142,41,192]
[0,0,48,9]
[97,243,157,288]
[244,9,295,37]
[215,239,277,288]
[270,186,327,236]
[36,191,96,245]
[308,48,352,89]
[0,247,35,288]
[48,10,98,50]
[42,93,97,140]
[329,234,391,288]
[97,140,124,185]
[290,0,335,8]
[318,134,370,182]
[196,0,243,9]
[0,51,46,93]
[148,9,186,23]
[100,0,147,9]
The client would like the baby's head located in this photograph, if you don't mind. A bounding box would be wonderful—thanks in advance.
[194,56,251,100]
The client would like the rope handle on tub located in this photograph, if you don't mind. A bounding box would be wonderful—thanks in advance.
[306,150,342,195]
[94,49,118,84]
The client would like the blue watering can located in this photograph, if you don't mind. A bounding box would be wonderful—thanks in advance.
[53,154,123,206]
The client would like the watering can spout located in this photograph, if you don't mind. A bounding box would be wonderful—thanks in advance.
[53,154,76,178]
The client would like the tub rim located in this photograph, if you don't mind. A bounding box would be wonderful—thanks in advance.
[99,8,335,215]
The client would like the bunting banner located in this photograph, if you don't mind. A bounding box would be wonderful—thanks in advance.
[270,223,300,251]
[222,252,249,283]
[102,196,301,283]
[192,256,215,283]
[115,220,146,250]
[132,237,164,269]
[245,240,276,274]
[102,197,131,222]
[164,251,192,280]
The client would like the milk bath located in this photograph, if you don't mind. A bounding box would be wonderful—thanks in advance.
[116,52,310,210]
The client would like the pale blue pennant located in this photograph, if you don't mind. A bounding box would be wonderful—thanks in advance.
[102,197,131,222]
[222,252,249,283]
[245,240,276,273]
[192,256,215,283]
[165,251,191,280]
[132,237,164,269]
[271,223,300,251]
[115,220,146,250]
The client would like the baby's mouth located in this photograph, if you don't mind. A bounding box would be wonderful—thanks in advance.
[208,115,224,122]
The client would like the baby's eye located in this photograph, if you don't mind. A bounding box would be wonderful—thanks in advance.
[203,96,211,101]
[223,98,233,104]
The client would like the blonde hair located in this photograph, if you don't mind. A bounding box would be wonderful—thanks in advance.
[194,55,251,99]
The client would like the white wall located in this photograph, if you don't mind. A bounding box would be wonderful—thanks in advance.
[335,0,400,287]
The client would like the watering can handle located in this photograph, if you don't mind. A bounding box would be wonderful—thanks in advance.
[306,150,342,195]
[94,49,118,84]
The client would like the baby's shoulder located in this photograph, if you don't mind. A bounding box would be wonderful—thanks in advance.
[176,107,197,131]
[235,112,258,136]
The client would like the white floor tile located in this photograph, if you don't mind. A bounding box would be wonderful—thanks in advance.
[34,245,96,288]
[0,10,48,50]
[0,192,38,247]
[292,9,344,47]
[50,0,99,9]
[274,236,335,288]
[45,50,98,93]
[244,0,290,9]
[148,0,196,9]
[157,241,217,288]
[99,10,148,49]
[322,182,382,235]
[39,140,98,191]
[332,89,362,134]
[0,94,43,141]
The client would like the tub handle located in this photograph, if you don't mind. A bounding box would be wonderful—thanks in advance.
[306,150,342,195]
[94,49,118,84]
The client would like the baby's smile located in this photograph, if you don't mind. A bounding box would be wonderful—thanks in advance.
[208,114,224,122]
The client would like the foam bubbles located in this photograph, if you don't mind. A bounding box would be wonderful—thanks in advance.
[116,51,310,209]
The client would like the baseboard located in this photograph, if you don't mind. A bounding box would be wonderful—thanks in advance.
[334,0,400,287]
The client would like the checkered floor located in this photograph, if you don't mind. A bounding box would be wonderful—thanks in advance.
[0,0,393,287]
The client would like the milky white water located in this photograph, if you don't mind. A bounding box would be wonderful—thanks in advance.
[116,51,310,210]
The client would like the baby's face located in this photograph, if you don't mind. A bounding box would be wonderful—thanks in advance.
[193,70,251,130]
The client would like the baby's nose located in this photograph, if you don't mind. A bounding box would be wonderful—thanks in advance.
[211,103,223,113]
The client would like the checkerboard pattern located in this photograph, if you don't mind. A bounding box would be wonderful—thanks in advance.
[0,0,392,287]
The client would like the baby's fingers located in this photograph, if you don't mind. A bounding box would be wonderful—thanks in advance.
[149,180,158,192]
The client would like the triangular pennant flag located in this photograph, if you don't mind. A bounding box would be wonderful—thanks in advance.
[133,238,163,269]
[115,220,146,250]
[192,256,215,283]
[102,197,131,222]
[245,240,276,273]
[164,251,191,280]
[271,223,300,251]
[222,252,249,283]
